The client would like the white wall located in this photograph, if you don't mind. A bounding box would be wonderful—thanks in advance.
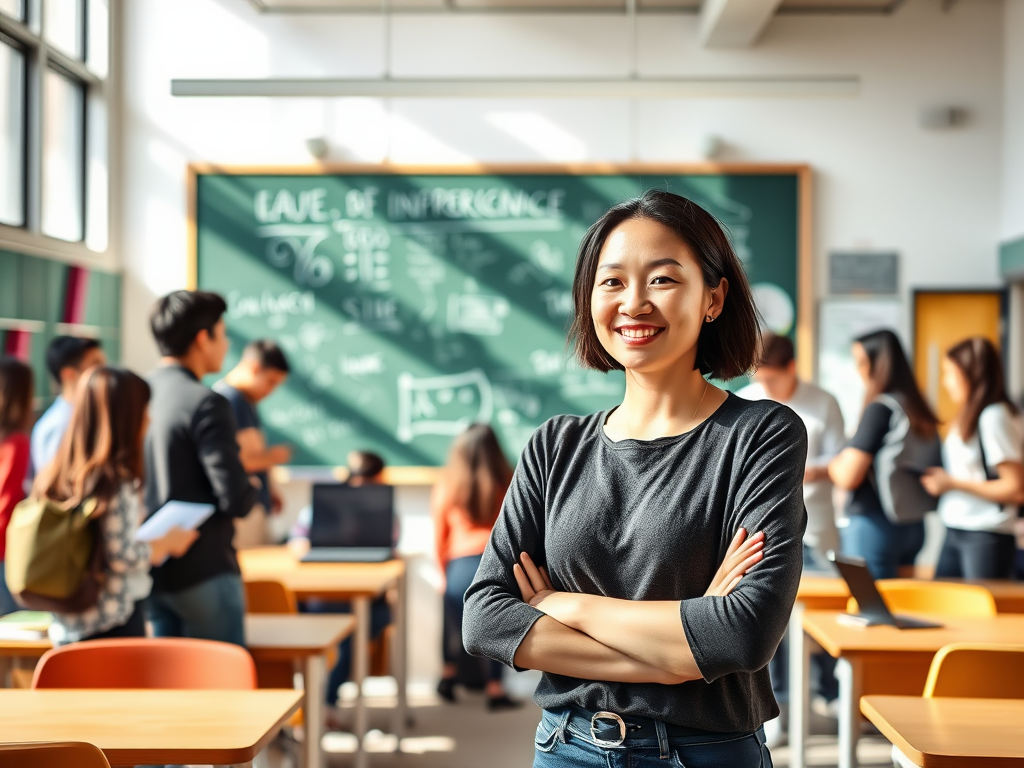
[1005,0,1024,241]
[120,0,1007,682]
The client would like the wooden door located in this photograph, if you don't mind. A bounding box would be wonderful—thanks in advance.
[913,291,1005,431]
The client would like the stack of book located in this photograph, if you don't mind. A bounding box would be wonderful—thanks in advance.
[0,611,52,641]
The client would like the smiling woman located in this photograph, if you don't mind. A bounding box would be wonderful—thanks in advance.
[463,189,807,768]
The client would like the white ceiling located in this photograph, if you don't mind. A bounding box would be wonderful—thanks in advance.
[247,0,901,12]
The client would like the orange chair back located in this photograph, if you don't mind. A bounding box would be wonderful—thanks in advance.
[847,580,997,618]
[245,580,297,614]
[0,741,110,768]
[31,638,257,690]
[923,643,1024,699]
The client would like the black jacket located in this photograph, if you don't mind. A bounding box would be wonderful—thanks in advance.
[144,364,258,593]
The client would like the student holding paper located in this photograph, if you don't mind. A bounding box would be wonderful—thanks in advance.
[35,367,197,644]
[144,291,258,647]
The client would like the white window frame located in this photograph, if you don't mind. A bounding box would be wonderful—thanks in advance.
[0,0,117,270]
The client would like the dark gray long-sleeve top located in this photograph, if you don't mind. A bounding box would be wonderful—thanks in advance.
[463,394,807,732]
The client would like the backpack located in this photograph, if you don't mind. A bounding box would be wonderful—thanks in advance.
[4,496,105,612]
[871,393,941,525]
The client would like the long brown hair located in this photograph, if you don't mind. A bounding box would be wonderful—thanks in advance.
[855,329,939,437]
[946,337,1017,440]
[34,367,151,514]
[0,356,34,440]
[441,424,513,527]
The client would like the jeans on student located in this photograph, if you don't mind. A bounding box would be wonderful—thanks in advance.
[0,561,17,616]
[840,511,925,580]
[302,597,392,706]
[533,708,772,768]
[444,555,503,683]
[935,528,1017,579]
[147,572,246,647]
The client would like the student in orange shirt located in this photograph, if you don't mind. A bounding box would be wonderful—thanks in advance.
[433,423,519,711]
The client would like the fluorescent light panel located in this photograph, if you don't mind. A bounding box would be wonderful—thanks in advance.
[171,76,859,98]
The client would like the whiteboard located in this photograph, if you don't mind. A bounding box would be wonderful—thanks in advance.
[818,298,904,434]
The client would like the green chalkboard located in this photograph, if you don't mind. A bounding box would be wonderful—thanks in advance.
[194,167,806,467]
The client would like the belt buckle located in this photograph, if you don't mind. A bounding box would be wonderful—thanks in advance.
[590,711,627,748]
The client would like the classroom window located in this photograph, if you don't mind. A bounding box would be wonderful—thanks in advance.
[0,37,25,227]
[0,0,24,21]
[41,67,85,242]
[43,0,85,61]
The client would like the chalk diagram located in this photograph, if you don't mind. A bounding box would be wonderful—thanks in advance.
[335,221,392,292]
[405,242,447,321]
[257,225,336,288]
[508,240,565,285]
[396,369,494,443]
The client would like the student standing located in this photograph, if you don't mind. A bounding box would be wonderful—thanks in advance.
[0,358,33,616]
[213,339,292,548]
[463,191,806,767]
[35,367,197,643]
[829,330,941,579]
[433,423,519,711]
[144,290,258,647]
[31,336,105,476]
[738,333,844,566]
[920,338,1024,579]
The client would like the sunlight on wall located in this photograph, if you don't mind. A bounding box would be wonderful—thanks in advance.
[486,112,588,161]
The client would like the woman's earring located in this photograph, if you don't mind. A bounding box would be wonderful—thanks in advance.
[705,314,714,323]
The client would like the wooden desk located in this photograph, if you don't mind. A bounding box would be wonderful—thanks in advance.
[238,547,408,768]
[0,689,301,765]
[800,611,1024,768]
[248,614,355,768]
[0,615,354,768]
[787,577,1024,768]
[861,695,1024,767]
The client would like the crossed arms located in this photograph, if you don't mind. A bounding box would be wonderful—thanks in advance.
[510,529,765,685]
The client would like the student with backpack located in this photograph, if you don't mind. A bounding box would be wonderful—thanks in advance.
[144,291,258,647]
[828,329,942,579]
[0,357,33,616]
[25,367,197,643]
[919,337,1024,579]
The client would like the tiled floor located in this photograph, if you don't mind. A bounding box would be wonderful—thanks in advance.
[260,676,897,768]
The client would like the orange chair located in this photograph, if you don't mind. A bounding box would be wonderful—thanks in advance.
[245,579,298,614]
[245,580,301,689]
[0,741,110,768]
[923,643,1024,699]
[31,638,257,690]
[847,579,997,618]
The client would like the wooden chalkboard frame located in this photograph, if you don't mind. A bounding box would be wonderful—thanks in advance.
[188,163,813,482]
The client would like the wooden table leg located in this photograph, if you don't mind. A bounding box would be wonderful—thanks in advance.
[0,656,11,689]
[353,596,371,768]
[392,568,409,738]
[787,603,810,768]
[303,653,327,768]
[836,656,863,768]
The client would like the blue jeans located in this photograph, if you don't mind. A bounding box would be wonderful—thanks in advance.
[0,561,18,616]
[147,572,246,647]
[840,512,925,580]
[533,709,772,768]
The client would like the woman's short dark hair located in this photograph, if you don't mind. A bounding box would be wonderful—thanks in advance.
[0,357,34,439]
[568,189,760,380]
[150,290,227,357]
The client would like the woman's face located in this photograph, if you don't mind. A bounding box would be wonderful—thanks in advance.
[590,217,724,376]
[852,342,872,386]
[941,357,970,405]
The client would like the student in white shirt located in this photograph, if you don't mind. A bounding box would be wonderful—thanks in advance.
[738,333,845,567]
[921,337,1024,579]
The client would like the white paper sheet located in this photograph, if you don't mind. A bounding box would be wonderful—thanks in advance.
[135,500,216,542]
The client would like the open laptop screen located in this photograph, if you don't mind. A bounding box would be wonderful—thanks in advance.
[309,484,394,549]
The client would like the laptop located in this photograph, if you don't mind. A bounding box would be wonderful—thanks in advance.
[827,552,943,630]
[301,484,396,563]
